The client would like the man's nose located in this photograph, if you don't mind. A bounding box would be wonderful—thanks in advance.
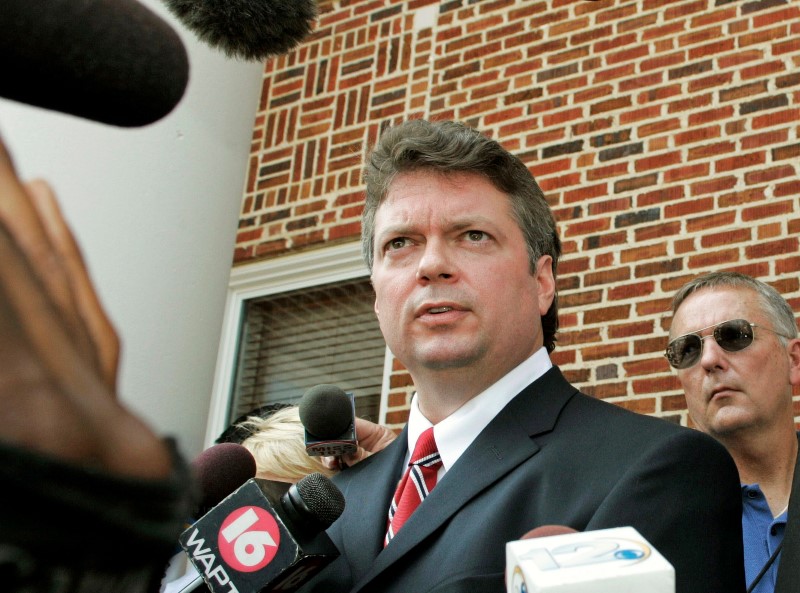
[416,239,455,282]
[699,334,728,372]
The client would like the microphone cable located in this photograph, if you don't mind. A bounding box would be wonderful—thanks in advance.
[746,539,783,593]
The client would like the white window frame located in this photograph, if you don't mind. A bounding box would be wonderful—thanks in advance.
[205,242,392,448]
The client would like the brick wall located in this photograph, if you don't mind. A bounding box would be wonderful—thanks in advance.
[235,0,800,430]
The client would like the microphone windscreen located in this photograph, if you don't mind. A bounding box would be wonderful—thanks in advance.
[520,525,578,540]
[191,443,257,514]
[1,0,189,127]
[163,0,318,61]
[280,471,345,534]
[298,384,352,439]
[293,472,346,527]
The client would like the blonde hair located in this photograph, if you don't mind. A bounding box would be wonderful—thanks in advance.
[238,406,336,482]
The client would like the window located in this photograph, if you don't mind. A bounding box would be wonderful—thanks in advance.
[206,242,388,446]
[230,278,385,422]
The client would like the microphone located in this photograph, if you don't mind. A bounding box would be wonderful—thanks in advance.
[506,525,675,593]
[191,443,258,517]
[298,384,358,458]
[162,0,318,61]
[179,472,344,593]
[159,444,258,591]
[2,0,190,127]
[520,525,579,539]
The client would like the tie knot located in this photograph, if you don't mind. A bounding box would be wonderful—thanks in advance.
[410,427,439,466]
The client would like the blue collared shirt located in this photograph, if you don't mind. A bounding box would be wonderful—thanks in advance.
[742,483,788,593]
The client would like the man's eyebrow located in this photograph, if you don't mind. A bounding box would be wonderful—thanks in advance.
[449,216,496,230]
[375,223,412,239]
[375,213,504,239]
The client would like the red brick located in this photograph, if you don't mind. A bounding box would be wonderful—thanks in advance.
[233,0,800,427]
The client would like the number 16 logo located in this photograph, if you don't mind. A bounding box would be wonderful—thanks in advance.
[218,506,281,572]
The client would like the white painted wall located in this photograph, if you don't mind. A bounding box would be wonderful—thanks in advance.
[0,0,263,460]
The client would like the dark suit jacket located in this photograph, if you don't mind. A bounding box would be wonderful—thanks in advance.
[301,367,745,593]
[774,432,800,593]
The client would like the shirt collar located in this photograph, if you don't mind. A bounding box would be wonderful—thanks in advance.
[406,347,552,471]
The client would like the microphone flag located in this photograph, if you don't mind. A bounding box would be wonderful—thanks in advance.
[179,477,340,593]
[506,526,674,593]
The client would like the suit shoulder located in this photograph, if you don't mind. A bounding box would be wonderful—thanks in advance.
[567,391,729,453]
[569,390,678,428]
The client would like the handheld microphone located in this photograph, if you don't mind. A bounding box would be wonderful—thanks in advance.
[298,384,358,458]
[160,444,259,590]
[506,526,675,593]
[2,0,189,127]
[179,472,344,593]
[191,443,258,517]
[162,0,318,61]
[520,525,579,540]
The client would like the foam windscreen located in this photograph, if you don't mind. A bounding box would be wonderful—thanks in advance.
[2,0,189,127]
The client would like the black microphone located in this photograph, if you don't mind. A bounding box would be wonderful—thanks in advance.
[162,0,318,61]
[179,472,344,593]
[1,0,190,127]
[298,384,357,458]
[191,443,258,517]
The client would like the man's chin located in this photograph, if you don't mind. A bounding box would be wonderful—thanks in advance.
[706,409,754,439]
[416,357,474,371]
[415,346,485,371]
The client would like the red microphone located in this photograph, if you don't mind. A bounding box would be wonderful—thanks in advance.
[190,443,257,517]
[519,525,578,540]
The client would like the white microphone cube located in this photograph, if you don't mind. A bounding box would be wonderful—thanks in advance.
[506,526,674,593]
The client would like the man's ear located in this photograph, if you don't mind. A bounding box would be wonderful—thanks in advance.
[534,255,555,316]
[788,338,800,388]
[373,280,380,319]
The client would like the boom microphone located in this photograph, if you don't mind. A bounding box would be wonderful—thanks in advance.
[162,0,319,61]
[506,526,675,592]
[298,384,358,457]
[179,472,344,592]
[2,0,190,127]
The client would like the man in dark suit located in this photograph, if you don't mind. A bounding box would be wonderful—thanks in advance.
[302,119,745,593]
[666,272,800,593]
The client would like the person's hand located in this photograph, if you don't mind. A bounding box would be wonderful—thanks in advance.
[321,417,398,470]
[0,136,171,479]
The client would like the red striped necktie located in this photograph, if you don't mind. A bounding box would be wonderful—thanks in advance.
[385,427,442,546]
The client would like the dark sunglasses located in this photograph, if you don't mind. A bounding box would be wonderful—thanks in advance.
[665,318,790,370]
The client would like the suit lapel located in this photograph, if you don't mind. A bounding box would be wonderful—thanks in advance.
[774,431,800,593]
[352,367,578,592]
[339,430,409,581]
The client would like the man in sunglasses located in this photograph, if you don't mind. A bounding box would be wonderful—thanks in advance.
[666,271,800,593]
